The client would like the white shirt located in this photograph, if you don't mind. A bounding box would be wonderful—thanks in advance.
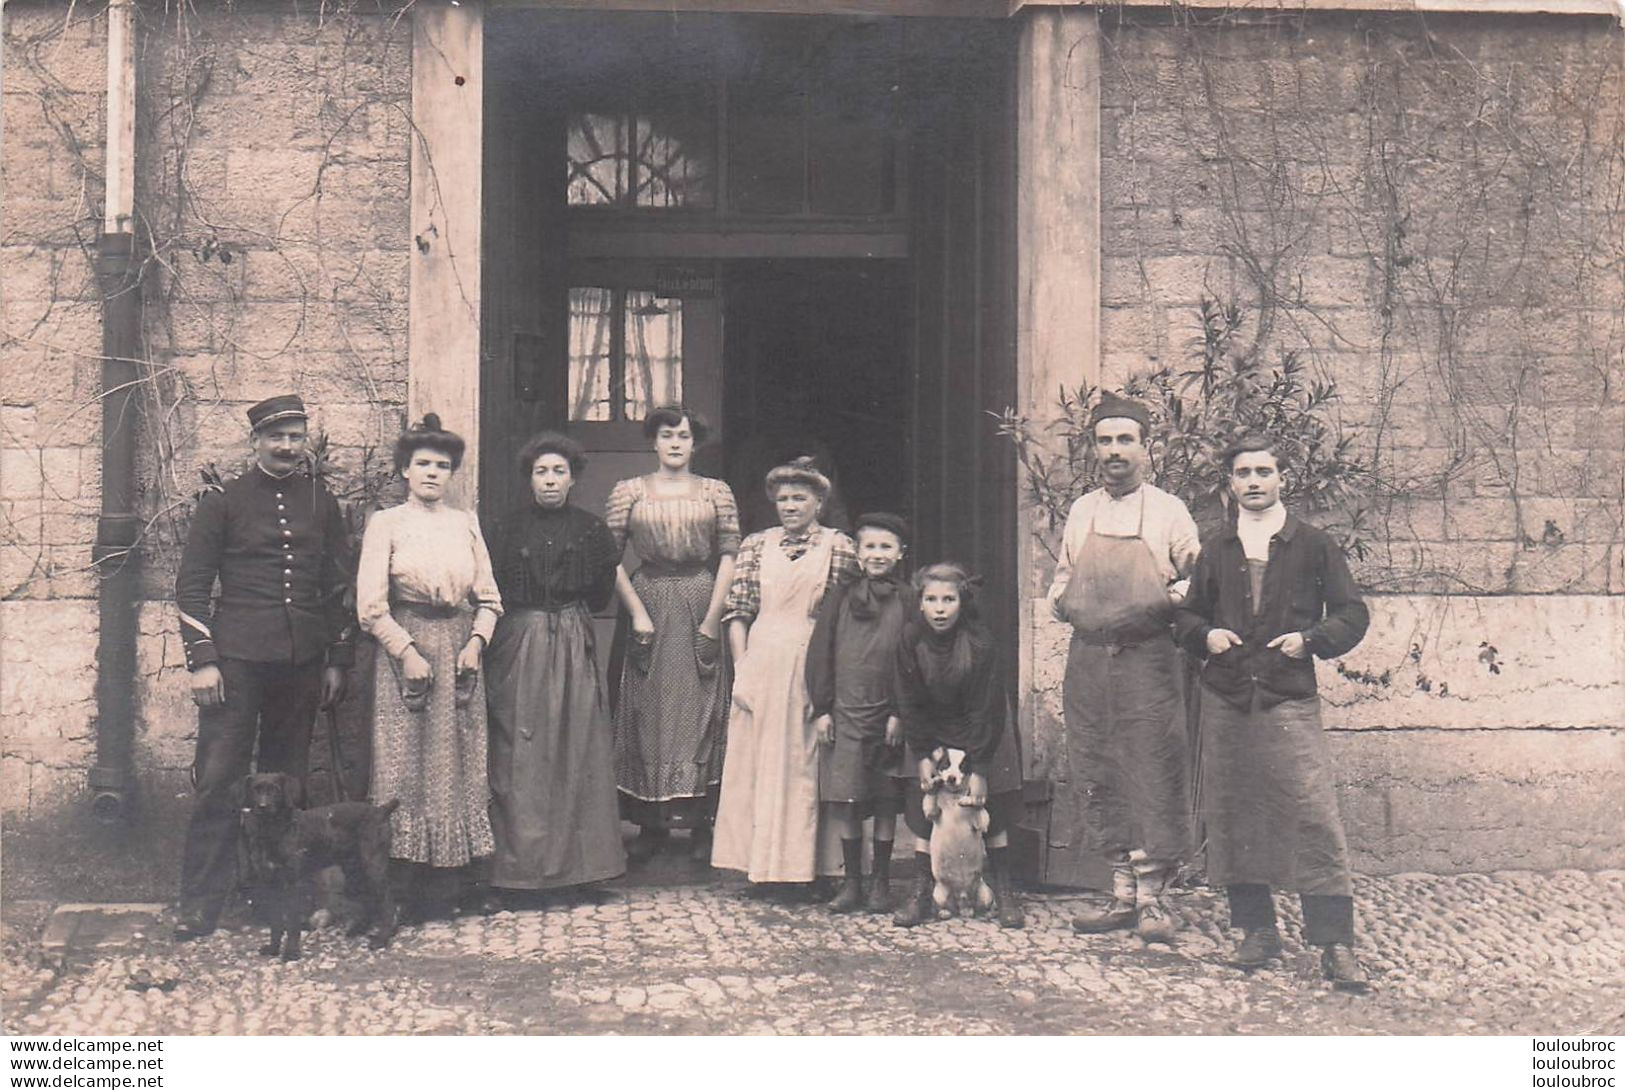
[1046,483,1201,607]
[1237,500,1287,562]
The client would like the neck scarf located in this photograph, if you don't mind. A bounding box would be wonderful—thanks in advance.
[1237,501,1287,562]
[847,570,901,621]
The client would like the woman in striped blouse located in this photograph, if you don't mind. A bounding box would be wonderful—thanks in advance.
[605,407,741,863]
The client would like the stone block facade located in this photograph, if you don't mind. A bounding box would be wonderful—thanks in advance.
[1,0,411,813]
[1094,9,1623,597]
[1,2,1619,876]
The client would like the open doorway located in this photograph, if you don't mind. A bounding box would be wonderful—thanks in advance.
[722,260,910,536]
[481,7,1017,666]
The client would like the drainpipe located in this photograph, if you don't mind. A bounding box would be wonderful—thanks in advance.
[89,0,141,822]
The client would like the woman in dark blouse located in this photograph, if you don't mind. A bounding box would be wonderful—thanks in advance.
[484,432,626,899]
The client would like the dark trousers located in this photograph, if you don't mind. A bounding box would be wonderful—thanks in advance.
[1227,883,1355,946]
[178,658,323,916]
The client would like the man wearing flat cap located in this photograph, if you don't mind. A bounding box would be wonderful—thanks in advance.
[1048,393,1200,945]
[172,394,355,939]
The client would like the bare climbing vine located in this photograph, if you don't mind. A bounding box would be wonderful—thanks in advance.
[1006,5,1623,618]
[2,0,420,605]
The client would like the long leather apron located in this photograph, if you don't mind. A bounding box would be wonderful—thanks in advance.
[1059,491,1191,863]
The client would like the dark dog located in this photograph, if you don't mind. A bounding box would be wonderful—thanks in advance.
[239,772,398,961]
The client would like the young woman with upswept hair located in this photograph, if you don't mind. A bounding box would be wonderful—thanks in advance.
[605,407,741,862]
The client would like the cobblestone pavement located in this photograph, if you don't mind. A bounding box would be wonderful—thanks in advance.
[4,868,1623,1036]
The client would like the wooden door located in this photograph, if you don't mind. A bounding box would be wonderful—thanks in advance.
[905,22,1043,878]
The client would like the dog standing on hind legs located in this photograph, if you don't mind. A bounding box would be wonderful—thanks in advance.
[920,747,996,918]
[239,772,399,961]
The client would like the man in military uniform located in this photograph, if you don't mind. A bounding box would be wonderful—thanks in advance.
[173,394,355,940]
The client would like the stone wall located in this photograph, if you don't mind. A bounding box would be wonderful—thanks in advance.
[2,4,110,814]
[1095,9,1623,596]
[1024,8,1625,873]
[1,0,412,817]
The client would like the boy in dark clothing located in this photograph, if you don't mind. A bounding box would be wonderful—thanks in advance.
[807,513,914,914]
[1173,434,1371,990]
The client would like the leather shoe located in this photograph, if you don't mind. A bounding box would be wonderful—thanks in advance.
[1135,901,1180,944]
[171,909,216,942]
[1229,927,1284,968]
[626,826,670,862]
[1320,943,1370,992]
[1071,901,1136,934]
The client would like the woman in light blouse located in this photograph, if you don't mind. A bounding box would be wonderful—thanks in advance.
[357,414,502,916]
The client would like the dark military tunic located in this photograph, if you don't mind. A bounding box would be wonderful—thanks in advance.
[175,464,355,669]
[173,462,355,921]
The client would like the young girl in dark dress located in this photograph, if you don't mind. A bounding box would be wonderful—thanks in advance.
[893,562,1025,929]
[806,513,914,914]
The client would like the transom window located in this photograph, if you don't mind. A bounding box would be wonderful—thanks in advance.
[562,20,903,219]
[567,112,717,210]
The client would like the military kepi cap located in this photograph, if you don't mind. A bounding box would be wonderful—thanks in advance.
[247,393,308,431]
[1088,392,1151,432]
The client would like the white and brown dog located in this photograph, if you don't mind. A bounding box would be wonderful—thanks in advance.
[921,746,994,917]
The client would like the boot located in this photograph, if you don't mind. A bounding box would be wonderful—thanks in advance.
[688,826,713,864]
[892,853,937,928]
[1134,862,1179,945]
[1320,944,1370,992]
[865,841,894,914]
[1229,926,1284,968]
[626,825,670,863]
[171,904,218,943]
[388,860,425,927]
[829,839,865,914]
[986,846,1025,929]
[1072,859,1137,934]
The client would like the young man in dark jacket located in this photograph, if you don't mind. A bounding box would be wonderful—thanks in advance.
[172,394,355,940]
[1174,434,1371,990]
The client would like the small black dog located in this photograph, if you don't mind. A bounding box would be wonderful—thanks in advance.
[239,772,398,961]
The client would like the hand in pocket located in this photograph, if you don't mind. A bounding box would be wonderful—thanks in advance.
[629,631,655,675]
[695,630,721,678]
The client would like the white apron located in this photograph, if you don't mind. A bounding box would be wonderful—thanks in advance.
[711,527,835,882]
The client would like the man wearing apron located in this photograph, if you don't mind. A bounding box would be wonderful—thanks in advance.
[1174,434,1371,990]
[1050,394,1201,944]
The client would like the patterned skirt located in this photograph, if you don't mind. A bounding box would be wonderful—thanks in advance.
[611,566,730,827]
[370,603,494,867]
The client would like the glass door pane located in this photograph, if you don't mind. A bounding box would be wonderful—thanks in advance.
[623,291,684,419]
[568,286,615,420]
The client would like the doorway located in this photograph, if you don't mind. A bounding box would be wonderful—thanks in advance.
[479,7,1018,700]
[722,260,910,536]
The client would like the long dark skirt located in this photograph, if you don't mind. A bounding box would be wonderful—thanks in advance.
[1200,690,1353,897]
[486,606,626,890]
[610,566,730,828]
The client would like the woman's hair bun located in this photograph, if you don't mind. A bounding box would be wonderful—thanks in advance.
[790,455,820,471]
[418,412,443,432]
